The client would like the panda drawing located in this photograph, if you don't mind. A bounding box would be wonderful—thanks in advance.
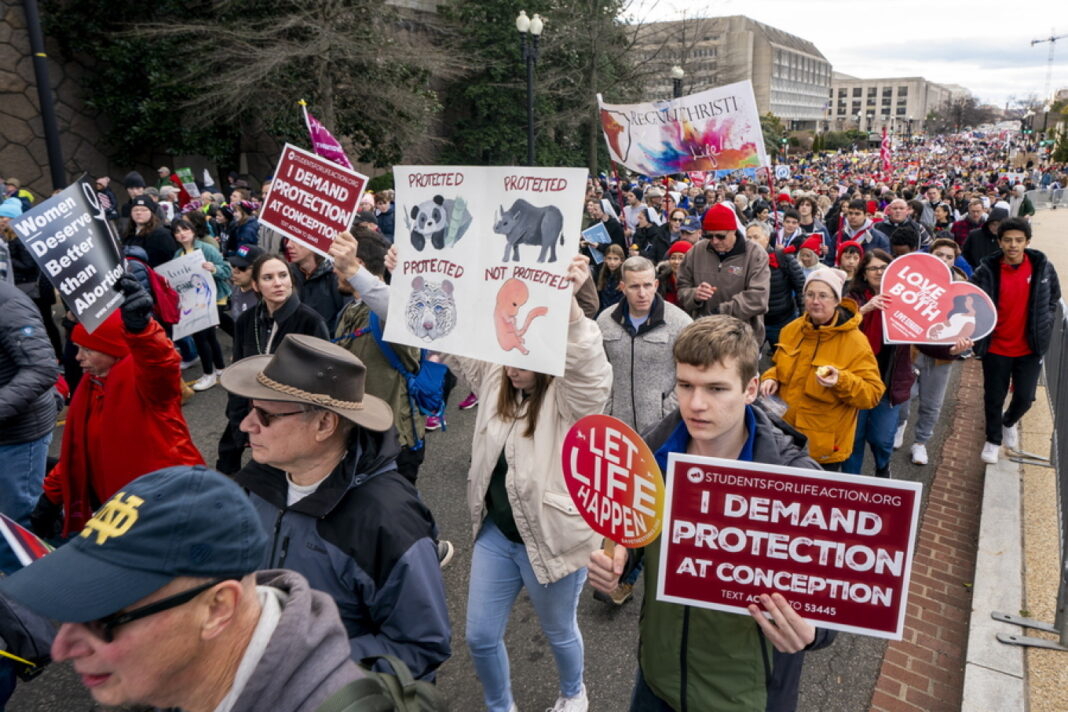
[405,195,472,251]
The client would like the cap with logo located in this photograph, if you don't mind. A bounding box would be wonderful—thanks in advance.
[0,466,268,622]
[680,216,702,233]
[227,244,266,268]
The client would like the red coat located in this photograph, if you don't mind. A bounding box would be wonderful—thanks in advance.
[44,320,204,535]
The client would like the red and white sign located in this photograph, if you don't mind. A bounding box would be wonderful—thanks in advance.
[258,143,368,257]
[562,415,664,548]
[657,453,921,640]
[881,252,997,345]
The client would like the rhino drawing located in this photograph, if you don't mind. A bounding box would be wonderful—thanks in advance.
[493,199,565,263]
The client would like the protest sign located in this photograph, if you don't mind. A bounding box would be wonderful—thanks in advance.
[384,166,587,377]
[10,178,124,333]
[154,250,219,341]
[176,167,201,198]
[581,222,612,264]
[0,513,52,573]
[775,165,791,180]
[881,252,996,345]
[598,80,768,177]
[258,143,368,257]
[657,454,921,639]
[562,415,664,552]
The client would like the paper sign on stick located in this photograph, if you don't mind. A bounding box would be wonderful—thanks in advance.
[154,250,219,341]
[384,166,587,377]
[880,252,996,345]
[9,177,124,333]
[176,168,201,199]
[562,415,664,549]
[657,454,922,640]
[258,143,368,257]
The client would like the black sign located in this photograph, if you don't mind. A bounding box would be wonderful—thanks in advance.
[10,178,124,333]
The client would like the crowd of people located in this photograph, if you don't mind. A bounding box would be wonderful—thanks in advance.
[0,136,1065,712]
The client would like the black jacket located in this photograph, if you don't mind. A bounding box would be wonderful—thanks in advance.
[124,226,177,267]
[0,281,59,445]
[636,223,672,264]
[289,259,346,332]
[962,224,999,269]
[971,248,1061,358]
[766,248,806,326]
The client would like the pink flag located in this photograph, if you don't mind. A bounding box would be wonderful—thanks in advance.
[302,104,354,170]
[880,126,892,178]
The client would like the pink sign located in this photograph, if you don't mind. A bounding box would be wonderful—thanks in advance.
[258,143,368,257]
[657,453,921,639]
[881,252,997,345]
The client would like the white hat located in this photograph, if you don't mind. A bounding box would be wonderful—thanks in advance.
[804,267,848,302]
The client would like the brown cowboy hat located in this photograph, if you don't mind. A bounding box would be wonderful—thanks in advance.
[220,334,393,432]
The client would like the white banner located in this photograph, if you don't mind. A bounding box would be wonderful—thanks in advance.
[155,249,219,341]
[384,166,588,377]
[598,80,768,177]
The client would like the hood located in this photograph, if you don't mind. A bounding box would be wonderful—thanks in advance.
[232,570,362,712]
[123,244,150,262]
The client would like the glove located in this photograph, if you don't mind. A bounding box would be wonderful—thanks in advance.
[29,493,62,540]
[117,272,153,333]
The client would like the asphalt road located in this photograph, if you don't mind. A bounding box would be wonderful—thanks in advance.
[7,333,963,711]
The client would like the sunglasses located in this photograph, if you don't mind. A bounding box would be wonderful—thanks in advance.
[704,232,733,241]
[84,578,234,643]
[249,404,309,426]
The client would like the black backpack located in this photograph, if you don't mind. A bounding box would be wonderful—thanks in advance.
[315,655,446,712]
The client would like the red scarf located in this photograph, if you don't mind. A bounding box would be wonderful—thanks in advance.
[857,288,883,355]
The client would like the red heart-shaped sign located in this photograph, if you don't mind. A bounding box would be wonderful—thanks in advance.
[880,252,997,345]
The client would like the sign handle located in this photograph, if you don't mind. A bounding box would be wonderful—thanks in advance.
[604,539,616,559]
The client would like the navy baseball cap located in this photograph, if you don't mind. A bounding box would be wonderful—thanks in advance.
[680,216,702,233]
[227,244,266,268]
[0,466,267,622]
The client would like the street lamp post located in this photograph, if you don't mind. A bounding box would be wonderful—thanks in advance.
[516,11,544,167]
[670,65,684,99]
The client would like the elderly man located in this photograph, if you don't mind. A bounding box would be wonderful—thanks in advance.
[0,465,368,712]
[221,334,451,680]
[873,198,932,250]
[676,202,770,342]
[951,199,986,248]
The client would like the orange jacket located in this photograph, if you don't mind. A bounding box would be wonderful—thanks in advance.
[761,299,884,464]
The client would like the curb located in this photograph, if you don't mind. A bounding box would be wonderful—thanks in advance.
[960,457,1025,711]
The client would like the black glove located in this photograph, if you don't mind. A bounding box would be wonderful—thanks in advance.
[29,493,63,540]
[117,272,154,333]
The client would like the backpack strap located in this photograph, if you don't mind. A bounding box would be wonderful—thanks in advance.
[369,313,417,379]
[313,676,396,712]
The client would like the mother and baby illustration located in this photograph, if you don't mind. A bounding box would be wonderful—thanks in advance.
[926,294,996,341]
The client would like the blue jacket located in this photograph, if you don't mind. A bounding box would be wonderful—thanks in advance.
[236,428,451,680]
[226,218,261,256]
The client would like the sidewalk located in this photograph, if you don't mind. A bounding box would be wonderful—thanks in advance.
[960,206,1068,712]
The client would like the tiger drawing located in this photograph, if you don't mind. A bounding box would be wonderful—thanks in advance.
[405,276,457,341]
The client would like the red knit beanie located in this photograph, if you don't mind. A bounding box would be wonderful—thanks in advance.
[666,240,693,257]
[72,311,130,358]
[776,192,793,204]
[798,235,823,253]
[701,203,737,232]
[836,239,864,265]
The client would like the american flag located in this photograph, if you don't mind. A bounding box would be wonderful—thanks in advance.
[880,126,892,177]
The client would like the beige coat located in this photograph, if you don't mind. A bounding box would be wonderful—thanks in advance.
[449,306,612,584]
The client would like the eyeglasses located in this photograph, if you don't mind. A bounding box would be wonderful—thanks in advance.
[803,292,836,302]
[669,218,682,222]
[865,265,887,273]
[704,232,732,241]
[84,578,235,643]
[249,404,309,426]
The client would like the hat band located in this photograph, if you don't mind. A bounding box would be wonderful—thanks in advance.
[255,372,364,410]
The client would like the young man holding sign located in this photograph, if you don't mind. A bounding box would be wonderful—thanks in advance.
[589,316,834,712]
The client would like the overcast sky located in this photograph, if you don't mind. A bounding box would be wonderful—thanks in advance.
[629,0,1068,107]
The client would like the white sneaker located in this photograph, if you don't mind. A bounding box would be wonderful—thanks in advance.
[910,443,928,465]
[192,372,218,391]
[180,358,199,371]
[893,422,907,450]
[1003,424,1020,451]
[547,685,588,712]
[981,441,1000,465]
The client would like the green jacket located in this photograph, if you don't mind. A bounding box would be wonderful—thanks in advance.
[635,406,835,711]
[333,301,424,449]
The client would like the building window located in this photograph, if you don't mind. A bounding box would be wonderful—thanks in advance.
[896,106,907,115]
[853,87,862,97]
[898,86,908,96]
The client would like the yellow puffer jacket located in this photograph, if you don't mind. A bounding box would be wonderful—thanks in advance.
[761,298,884,464]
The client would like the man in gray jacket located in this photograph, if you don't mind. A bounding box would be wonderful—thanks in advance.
[0,280,59,574]
[0,465,367,712]
[597,256,691,435]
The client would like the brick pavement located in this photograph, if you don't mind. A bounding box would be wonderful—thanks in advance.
[869,359,986,712]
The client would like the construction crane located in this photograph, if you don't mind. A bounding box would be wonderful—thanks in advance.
[1032,29,1067,101]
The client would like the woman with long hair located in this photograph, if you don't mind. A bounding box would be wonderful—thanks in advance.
[448,255,611,712]
[123,196,176,267]
[172,218,231,391]
[596,243,625,314]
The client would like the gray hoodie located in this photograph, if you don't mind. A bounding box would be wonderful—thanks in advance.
[229,570,365,712]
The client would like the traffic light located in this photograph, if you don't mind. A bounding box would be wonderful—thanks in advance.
[780,137,788,145]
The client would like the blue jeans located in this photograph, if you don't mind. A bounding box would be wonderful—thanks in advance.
[630,667,675,711]
[0,432,52,574]
[465,521,587,712]
[842,395,902,475]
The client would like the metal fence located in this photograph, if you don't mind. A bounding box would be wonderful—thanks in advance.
[1026,189,1066,211]
[993,300,1068,650]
